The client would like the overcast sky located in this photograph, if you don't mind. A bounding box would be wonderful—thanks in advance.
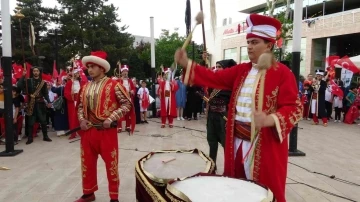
[4,0,247,43]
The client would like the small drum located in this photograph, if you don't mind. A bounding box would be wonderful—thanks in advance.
[165,174,275,202]
[135,149,215,202]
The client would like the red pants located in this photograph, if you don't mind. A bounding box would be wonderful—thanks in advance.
[161,116,174,125]
[80,127,119,200]
[312,115,327,124]
[234,141,286,202]
[303,104,309,118]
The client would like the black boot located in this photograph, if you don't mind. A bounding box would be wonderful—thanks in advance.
[26,139,33,145]
[41,124,52,142]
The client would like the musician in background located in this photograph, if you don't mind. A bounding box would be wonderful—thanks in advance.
[310,69,328,126]
[17,67,52,145]
[206,59,235,168]
[158,67,178,128]
[64,69,83,139]
[117,64,135,132]
[175,14,302,202]
[75,51,134,202]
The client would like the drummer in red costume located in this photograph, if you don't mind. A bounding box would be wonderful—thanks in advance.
[117,64,135,132]
[158,67,178,128]
[64,68,86,139]
[75,51,135,202]
[175,14,302,202]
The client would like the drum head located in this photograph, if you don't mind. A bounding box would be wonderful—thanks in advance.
[144,153,208,181]
[167,176,274,202]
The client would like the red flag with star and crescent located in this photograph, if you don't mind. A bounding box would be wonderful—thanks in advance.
[330,80,344,99]
[336,56,360,73]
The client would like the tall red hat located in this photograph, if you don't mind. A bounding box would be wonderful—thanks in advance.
[121,65,129,72]
[82,51,111,73]
[246,14,281,43]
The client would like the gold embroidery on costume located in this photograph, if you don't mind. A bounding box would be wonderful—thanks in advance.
[265,86,279,114]
[110,149,119,182]
[102,82,113,117]
[253,133,262,181]
[276,112,287,139]
[289,98,303,125]
[81,146,87,178]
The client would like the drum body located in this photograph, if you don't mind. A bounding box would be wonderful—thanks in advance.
[135,149,215,202]
[165,174,275,202]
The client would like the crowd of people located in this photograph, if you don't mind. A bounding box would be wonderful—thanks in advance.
[300,72,360,126]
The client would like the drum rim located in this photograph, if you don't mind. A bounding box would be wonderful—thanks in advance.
[139,149,215,185]
[165,173,275,202]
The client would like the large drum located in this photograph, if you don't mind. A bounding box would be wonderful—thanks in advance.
[135,149,215,202]
[165,174,275,202]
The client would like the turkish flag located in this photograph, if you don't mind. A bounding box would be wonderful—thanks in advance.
[42,73,52,83]
[326,55,340,69]
[12,63,24,79]
[336,56,359,73]
[52,60,59,79]
[75,59,86,71]
[25,62,32,78]
[330,80,344,98]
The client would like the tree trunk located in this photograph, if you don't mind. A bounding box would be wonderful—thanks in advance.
[266,0,278,17]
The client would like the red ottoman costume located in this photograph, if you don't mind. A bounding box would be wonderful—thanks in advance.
[76,51,135,202]
[157,67,178,128]
[116,64,135,132]
[180,14,302,202]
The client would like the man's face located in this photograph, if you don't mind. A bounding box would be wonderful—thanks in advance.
[87,64,103,78]
[0,78,3,84]
[33,68,40,77]
[141,82,146,88]
[0,85,3,94]
[307,74,313,81]
[247,38,272,63]
[122,70,128,78]
[47,83,51,90]
[316,74,323,80]
[12,90,17,97]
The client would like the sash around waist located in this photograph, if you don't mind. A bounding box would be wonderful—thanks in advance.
[234,121,251,141]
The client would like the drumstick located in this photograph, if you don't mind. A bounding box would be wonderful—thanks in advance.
[0,167,10,170]
[162,157,176,164]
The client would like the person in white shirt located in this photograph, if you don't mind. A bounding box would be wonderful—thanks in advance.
[137,80,150,123]
[47,82,56,130]
[325,79,334,120]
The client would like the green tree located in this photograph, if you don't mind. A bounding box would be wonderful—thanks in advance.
[139,29,202,76]
[11,0,58,73]
[57,0,134,72]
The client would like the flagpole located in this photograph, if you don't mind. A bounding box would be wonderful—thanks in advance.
[199,0,208,66]
[0,0,23,157]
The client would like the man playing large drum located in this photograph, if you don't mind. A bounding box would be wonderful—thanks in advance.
[175,14,302,202]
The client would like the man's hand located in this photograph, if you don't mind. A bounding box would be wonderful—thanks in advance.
[13,118,17,124]
[47,103,52,108]
[254,110,268,130]
[103,119,112,129]
[23,69,27,76]
[130,90,134,96]
[174,49,189,68]
[80,120,90,130]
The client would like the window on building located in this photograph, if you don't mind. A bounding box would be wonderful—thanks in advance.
[223,18,227,26]
[240,47,250,63]
[224,48,237,61]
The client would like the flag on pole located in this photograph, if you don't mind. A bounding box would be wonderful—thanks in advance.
[52,60,59,80]
[336,56,359,74]
[29,22,36,55]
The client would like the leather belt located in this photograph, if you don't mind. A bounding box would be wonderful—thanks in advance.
[234,121,251,141]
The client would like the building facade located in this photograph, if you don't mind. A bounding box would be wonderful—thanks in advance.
[206,0,360,76]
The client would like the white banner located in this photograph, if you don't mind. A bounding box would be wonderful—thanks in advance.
[341,68,353,88]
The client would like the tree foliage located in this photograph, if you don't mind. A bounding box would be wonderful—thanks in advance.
[139,29,203,75]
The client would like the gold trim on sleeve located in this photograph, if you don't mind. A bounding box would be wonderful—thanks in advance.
[269,113,283,143]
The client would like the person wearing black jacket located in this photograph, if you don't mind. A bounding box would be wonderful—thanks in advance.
[206,59,235,166]
[310,69,328,126]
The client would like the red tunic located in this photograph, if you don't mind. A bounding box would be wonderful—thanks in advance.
[182,61,302,202]
[157,80,178,117]
[118,78,135,99]
[64,79,85,136]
